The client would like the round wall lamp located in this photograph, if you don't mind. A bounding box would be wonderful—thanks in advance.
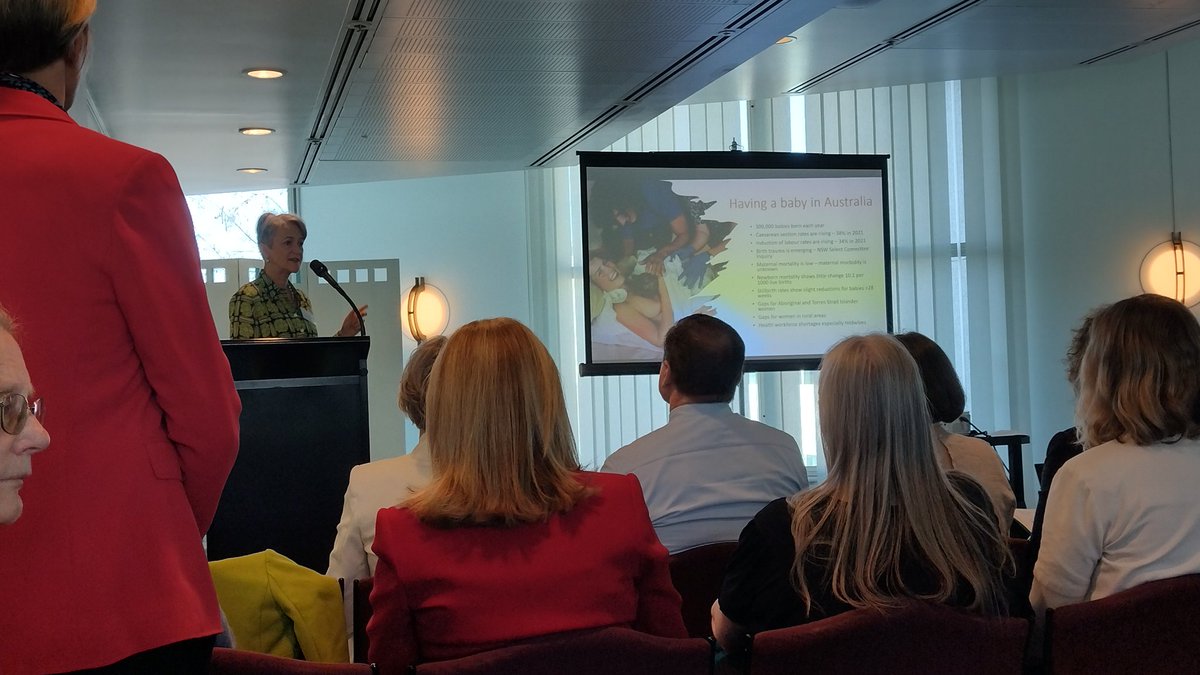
[403,277,449,342]
[1140,232,1200,306]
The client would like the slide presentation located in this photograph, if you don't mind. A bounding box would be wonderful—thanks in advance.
[581,152,891,375]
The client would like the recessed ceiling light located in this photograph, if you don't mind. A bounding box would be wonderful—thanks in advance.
[244,68,285,79]
[775,36,796,45]
[239,127,275,136]
[237,167,268,174]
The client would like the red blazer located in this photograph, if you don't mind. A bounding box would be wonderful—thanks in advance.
[366,471,687,674]
[0,89,241,673]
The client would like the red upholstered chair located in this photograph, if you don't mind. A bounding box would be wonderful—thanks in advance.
[1044,574,1200,675]
[352,578,374,664]
[410,627,713,675]
[668,542,739,638]
[748,602,1028,675]
[209,647,375,674]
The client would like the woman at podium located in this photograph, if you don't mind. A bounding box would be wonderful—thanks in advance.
[228,212,366,339]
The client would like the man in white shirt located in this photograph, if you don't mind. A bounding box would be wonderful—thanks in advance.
[602,315,809,554]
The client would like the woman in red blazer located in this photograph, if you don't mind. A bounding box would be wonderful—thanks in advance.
[366,318,685,673]
[0,3,241,672]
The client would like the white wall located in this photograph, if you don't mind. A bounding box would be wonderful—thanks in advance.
[298,170,532,458]
[1003,40,1200,476]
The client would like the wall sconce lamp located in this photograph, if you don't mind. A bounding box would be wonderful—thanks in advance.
[1140,232,1200,306]
[403,277,449,342]
[1139,53,1200,306]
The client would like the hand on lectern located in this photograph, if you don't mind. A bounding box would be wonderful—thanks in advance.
[335,305,368,337]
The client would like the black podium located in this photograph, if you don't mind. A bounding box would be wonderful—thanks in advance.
[208,337,371,571]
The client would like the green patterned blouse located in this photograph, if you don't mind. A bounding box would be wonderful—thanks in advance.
[229,275,319,339]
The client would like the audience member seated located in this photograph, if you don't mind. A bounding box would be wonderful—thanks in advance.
[711,333,1011,653]
[211,549,349,663]
[0,308,50,526]
[327,335,447,640]
[602,315,809,554]
[896,332,1016,530]
[1028,311,1094,561]
[1032,294,1200,618]
[366,318,686,674]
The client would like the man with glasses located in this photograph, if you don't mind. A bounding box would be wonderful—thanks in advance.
[0,308,49,525]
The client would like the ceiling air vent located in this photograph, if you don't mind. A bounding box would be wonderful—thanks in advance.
[531,0,788,166]
[1081,17,1200,66]
[787,0,986,95]
[295,0,383,185]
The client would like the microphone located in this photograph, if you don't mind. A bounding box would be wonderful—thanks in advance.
[309,259,366,336]
[958,415,991,440]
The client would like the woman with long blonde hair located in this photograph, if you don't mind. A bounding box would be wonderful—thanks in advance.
[712,334,1009,651]
[367,318,685,673]
[1033,294,1200,615]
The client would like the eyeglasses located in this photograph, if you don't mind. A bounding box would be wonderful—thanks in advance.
[0,393,43,436]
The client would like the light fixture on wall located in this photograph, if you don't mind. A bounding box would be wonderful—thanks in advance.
[1140,232,1200,305]
[403,277,449,342]
[1138,52,1200,306]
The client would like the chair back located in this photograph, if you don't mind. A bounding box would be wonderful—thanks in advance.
[1045,573,1200,674]
[749,602,1028,675]
[668,542,738,637]
[210,647,375,674]
[352,577,374,664]
[411,627,712,675]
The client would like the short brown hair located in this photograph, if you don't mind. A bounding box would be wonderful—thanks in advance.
[397,335,447,432]
[1077,294,1200,447]
[663,315,744,402]
[0,0,95,73]
[1064,311,1099,391]
[894,332,965,424]
[404,318,590,526]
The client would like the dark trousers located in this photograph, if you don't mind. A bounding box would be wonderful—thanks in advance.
[59,635,216,675]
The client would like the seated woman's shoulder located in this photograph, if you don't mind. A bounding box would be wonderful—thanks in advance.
[946,471,993,513]
[579,469,639,492]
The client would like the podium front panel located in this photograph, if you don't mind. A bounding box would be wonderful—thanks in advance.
[209,338,371,571]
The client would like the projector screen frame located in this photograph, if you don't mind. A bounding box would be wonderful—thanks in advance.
[578,150,893,377]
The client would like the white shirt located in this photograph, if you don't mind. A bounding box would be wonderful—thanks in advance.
[326,437,433,640]
[602,402,809,554]
[1031,437,1200,613]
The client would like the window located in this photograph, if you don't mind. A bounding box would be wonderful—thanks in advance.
[187,189,288,259]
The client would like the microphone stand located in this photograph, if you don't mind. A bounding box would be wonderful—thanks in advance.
[309,260,366,336]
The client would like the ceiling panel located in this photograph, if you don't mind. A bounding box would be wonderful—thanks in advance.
[79,0,1200,194]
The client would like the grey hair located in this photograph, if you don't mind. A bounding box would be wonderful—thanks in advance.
[255,212,308,248]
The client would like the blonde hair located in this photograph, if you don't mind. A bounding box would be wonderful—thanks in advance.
[403,318,591,526]
[1076,294,1200,448]
[397,335,447,432]
[0,0,95,73]
[789,334,1009,616]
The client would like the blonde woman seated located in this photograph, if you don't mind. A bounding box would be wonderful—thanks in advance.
[711,334,1010,652]
[895,332,1015,530]
[1033,294,1200,616]
[367,318,686,672]
[327,335,446,642]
